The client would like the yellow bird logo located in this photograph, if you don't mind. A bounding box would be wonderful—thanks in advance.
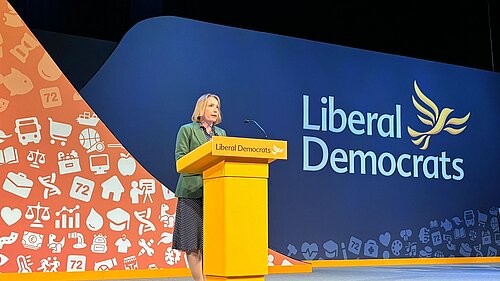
[271,144,284,155]
[407,81,470,150]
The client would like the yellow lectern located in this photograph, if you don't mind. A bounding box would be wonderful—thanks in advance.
[176,136,287,281]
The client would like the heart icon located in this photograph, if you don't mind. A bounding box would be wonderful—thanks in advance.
[1,207,22,226]
[379,232,391,247]
[301,242,318,260]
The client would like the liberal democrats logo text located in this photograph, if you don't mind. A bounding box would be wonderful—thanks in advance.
[302,81,468,180]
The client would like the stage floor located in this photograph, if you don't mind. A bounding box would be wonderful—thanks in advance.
[105,264,500,281]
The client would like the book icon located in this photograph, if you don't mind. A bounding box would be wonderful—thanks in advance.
[0,146,19,165]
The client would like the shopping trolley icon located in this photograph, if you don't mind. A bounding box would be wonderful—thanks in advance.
[48,118,72,146]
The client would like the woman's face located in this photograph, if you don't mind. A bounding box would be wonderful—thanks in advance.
[203,96,220,124]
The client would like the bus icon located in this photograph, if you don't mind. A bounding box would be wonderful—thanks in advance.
[15,117,42,145]
[464,210,475,227]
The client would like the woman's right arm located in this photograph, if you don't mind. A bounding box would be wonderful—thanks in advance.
[175,125,190,161]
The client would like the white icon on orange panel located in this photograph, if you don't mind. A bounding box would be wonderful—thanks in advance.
[123,256,138,270]
[0,68,33,96]
[66,255,86,272]
[107,208,130,231]
[4,4,24,27]
[22,231,44,250]
[38,53,62,81]
[130,179,155,204]
[0,130,13,144]
[69,176,95,202]
[14,117,41,145]
[86,208,104,231]
[165,246,182,266]
[0,254,9,267]
[17,255,33,273]
[25,202,50,228]
[130,182,141,204]
[158,232,173,245]
[48,118,72,146]
[90,154,110,175]
[115,235,132,254]
[162,184,176,201]
[134,207,156,235]
[47,234,65,254]
[141,179,155,202]
[138,238,155,256]
[102,176,124,201]
[0,146,19,164]
[37,256,60,272]
[91,234,108,254]
[57,150,81,174]
[68,232,87,249]
[1,206,22,226]
[159,204,175,228]
[76,111,100,126]
[118,153,136,176]
[94,257,117,271]
[27,149,46,168]
[268,254,274,266]
[3,171,33,198]
[40,87,63,108]
[0,232,19,249]
[38,173,62,199]
[108,143,124,149]
[148,264,158,269]
[55,205,80,229]
[0,98,9,112]
[10,33,39,63]
[79,128,105,153]
[73,92,83,101]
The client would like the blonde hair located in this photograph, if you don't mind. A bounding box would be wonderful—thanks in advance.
[191,93,222,125]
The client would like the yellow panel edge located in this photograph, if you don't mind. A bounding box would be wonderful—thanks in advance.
[0,268,191,281]
[0,264,313,281]
[268,264,313,274]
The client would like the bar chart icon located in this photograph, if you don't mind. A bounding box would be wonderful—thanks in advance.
[55,205,81,229]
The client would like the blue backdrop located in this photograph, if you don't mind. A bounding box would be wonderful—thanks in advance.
[81,17,500,260]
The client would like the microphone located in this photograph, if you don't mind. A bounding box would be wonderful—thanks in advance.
[244,119,268,139]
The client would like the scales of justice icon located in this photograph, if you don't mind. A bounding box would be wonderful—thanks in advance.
[27,149,46,168]
[25,202,50,228]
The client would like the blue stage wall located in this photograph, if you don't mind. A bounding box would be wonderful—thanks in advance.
[81,17,500,260]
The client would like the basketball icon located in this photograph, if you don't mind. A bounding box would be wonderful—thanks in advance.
[79,128,105,152]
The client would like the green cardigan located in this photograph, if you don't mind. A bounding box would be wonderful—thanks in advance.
[174,122,227,198]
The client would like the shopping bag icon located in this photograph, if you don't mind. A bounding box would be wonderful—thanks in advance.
[3,172,33,198]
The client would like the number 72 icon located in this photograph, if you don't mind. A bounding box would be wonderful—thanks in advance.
[69,176,95,202]
[66,255,86,272]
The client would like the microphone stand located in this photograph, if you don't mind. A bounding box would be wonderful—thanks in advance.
[244,119,268,139]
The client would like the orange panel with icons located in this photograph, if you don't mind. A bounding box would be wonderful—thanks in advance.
[0,0,306,276]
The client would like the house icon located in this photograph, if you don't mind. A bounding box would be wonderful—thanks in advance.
[101,176,124,202]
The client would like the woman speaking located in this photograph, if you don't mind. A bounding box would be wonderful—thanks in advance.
[172,93,226,281]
